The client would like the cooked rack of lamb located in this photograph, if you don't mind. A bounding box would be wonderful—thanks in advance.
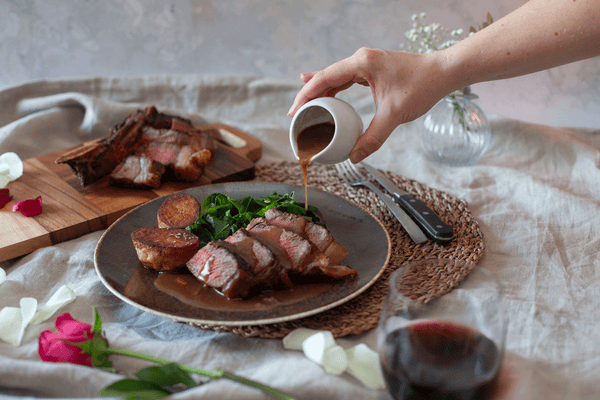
[55,105,217,189]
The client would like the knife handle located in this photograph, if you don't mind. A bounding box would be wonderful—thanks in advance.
[358,182,428,244]
[395,194,454,244]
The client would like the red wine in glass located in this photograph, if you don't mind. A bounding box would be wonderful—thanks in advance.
[380,321,502,400]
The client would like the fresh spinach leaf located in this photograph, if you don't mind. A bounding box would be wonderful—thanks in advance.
[186,191,322,248]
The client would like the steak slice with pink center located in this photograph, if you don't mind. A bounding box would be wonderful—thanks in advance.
[247,218,333,276]
[186,241,254,299]
[265,208,349,265]
[109,155,165,189]
[225,228,282,286]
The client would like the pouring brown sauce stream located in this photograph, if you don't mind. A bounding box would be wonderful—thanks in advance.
[296,122,335,210]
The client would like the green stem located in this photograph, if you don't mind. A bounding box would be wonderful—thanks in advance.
[447,92,469,131]
[102,348,297,400]
[217,369,297,400]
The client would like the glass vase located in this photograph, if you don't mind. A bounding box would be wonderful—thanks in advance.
[419,89,491,166]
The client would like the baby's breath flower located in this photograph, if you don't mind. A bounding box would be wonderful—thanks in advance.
[401,12,491,55]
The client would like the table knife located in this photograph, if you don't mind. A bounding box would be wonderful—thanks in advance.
[359,162,454,244]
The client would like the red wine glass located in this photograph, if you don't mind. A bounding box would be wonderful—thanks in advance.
[378,260,506,400]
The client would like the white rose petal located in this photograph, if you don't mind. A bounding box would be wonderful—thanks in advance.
[0,152,24,188]
[30,285,77,325]
[0,175,9,189]
[321,345,349,375]
[0,307,21,345]
[0,297,38,346]
[283,328,325,351]
[18,298,37,343]
[346,344,387,390]
[284,329,386,389]
[302,331,337,366]
[0,286,76,346]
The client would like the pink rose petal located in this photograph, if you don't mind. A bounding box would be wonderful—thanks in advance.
[0,195,12,208]
[0,189,11,208]
[12,196,42,217]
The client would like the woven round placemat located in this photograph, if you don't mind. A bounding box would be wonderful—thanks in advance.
[191,161,484,338]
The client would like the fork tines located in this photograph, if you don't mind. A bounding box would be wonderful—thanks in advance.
[335,160,363,184]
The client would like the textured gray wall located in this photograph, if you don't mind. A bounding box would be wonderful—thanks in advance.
[1,0,598,128]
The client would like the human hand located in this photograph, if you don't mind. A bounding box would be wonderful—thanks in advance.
[288,47,454,163]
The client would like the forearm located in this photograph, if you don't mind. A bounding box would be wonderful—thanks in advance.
[441,0,600,90]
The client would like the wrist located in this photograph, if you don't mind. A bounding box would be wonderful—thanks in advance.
[435,47,473,95]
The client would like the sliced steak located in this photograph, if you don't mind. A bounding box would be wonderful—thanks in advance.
[186,240,254,299]
[109,155,165,189]
[187,213,356,299]
[263,207,308,235]
[303,222,333,252]
[245,218,297,272]
[140,140,180,165]
[225,228,282,286]
[265,208,349,265]
[322,240,350,266]
[246,218,332,276]
[137,121,216,182]
[170,147,212,182]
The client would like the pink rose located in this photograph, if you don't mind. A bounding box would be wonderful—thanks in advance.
[38,313,94,366]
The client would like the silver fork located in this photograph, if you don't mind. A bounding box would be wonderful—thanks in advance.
[335,160,428,244]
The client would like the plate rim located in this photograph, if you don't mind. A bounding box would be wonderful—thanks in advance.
[94,182,391,326]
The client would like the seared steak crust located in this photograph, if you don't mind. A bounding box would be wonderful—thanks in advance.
[131,227,200,272]
[157,193,201,229]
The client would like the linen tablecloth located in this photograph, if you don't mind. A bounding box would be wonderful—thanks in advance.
[1,74,599,399]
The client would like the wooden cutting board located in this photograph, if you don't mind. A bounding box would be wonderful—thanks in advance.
[0,123,262,262]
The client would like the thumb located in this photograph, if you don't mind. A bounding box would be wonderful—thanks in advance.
[349,107,398,163]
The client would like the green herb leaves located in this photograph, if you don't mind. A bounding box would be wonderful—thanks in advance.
[98,363,197,399]
[186,191,323,248]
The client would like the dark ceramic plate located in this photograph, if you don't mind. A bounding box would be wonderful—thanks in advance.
[94,182,391,326]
